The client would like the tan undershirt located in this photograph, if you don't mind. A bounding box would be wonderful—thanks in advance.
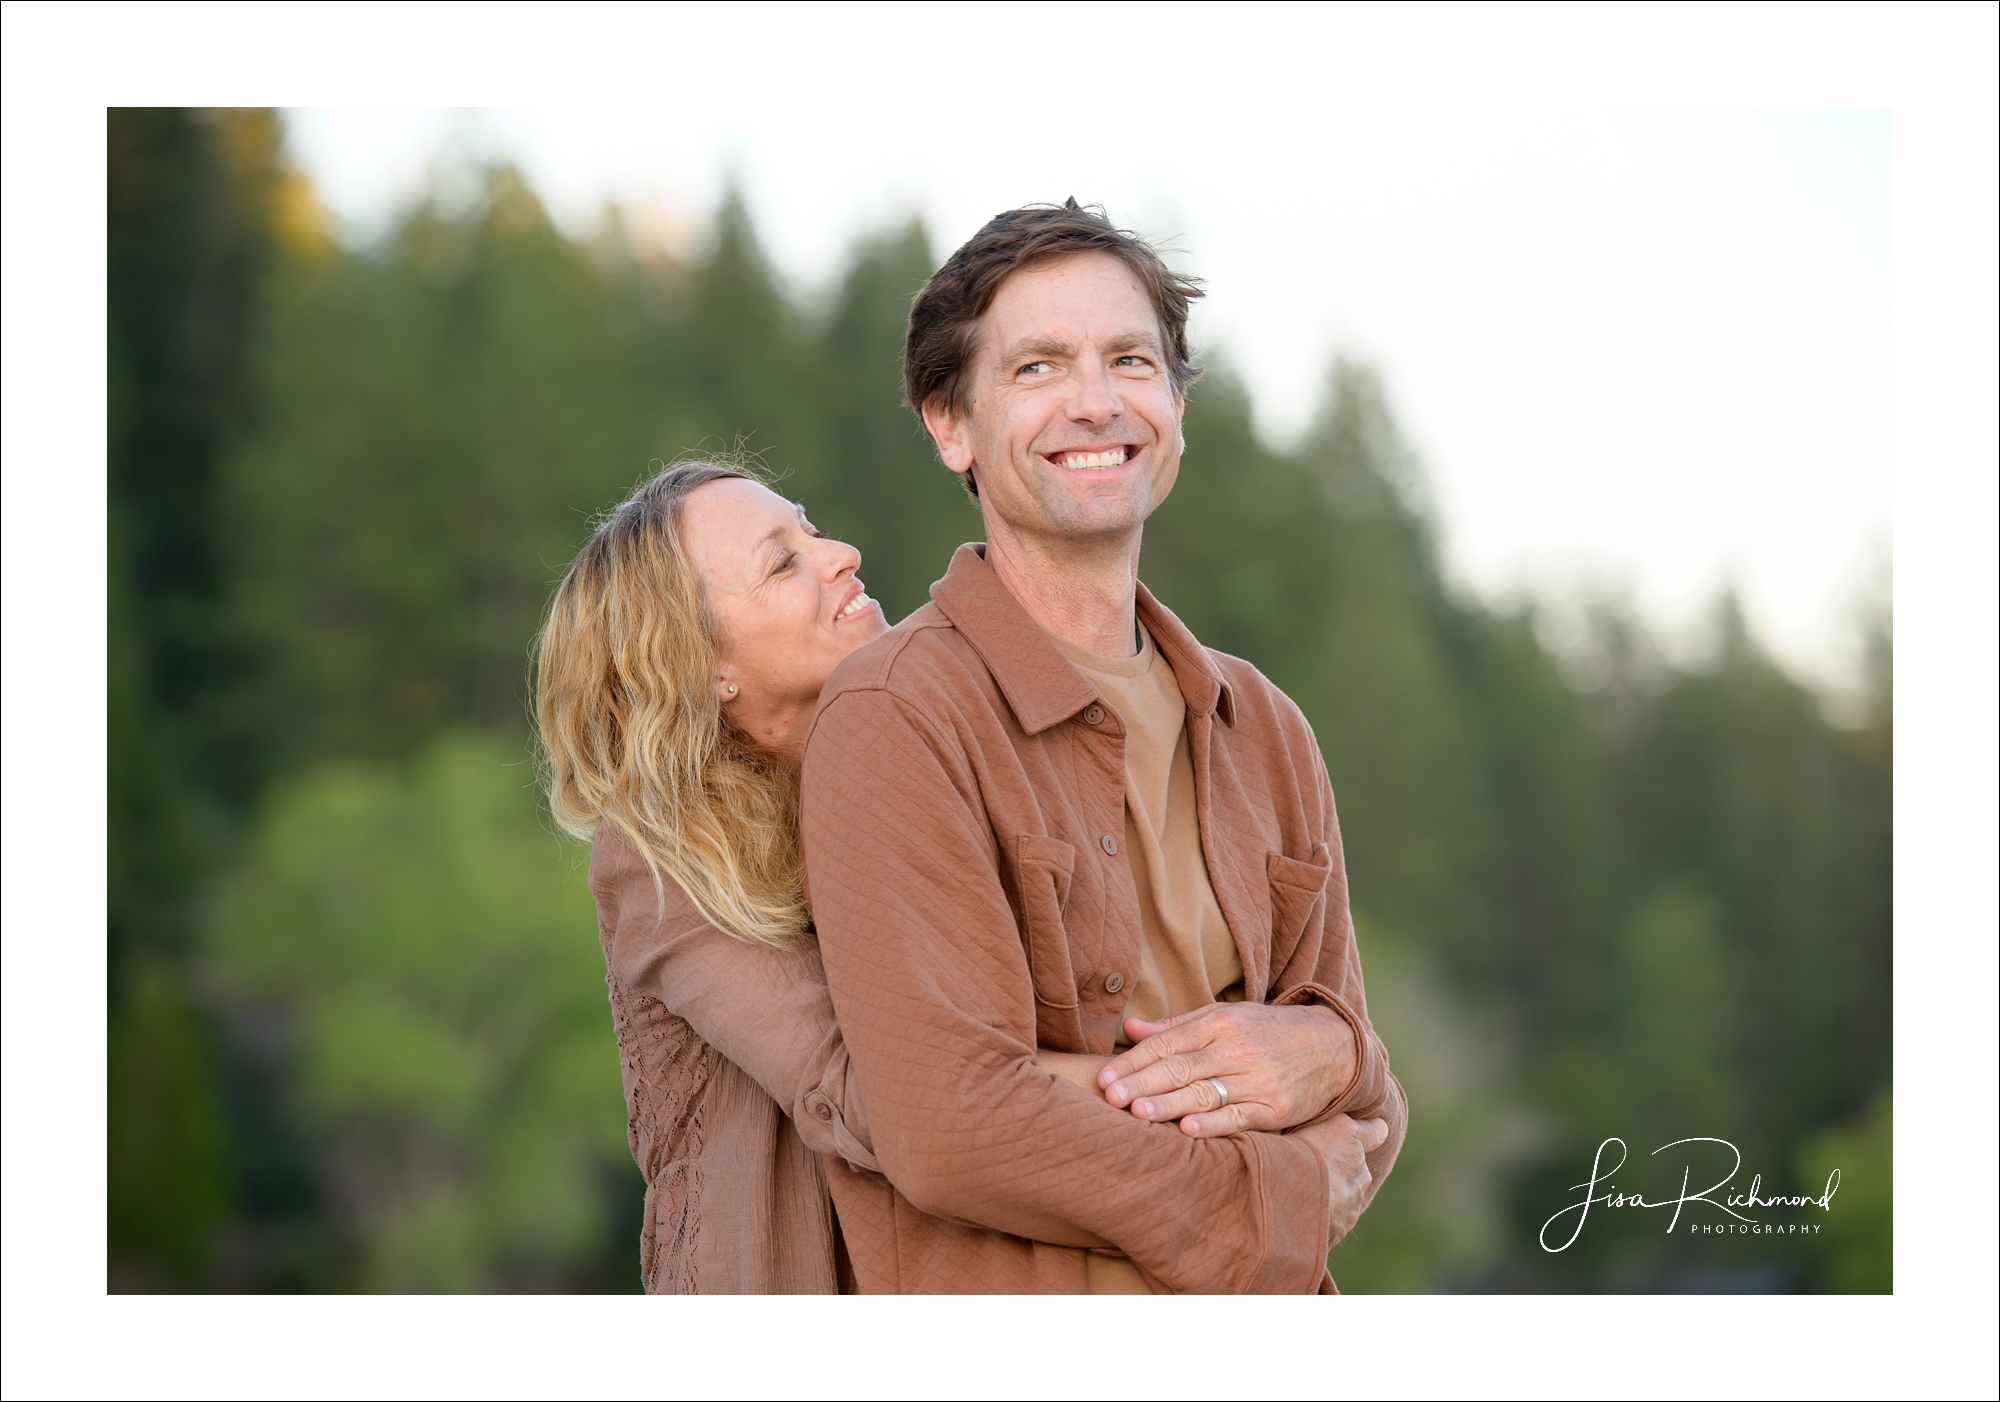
[1051,624,1245,1294]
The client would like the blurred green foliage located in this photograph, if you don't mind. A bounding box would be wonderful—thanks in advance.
[206,734,624,1290]
[1797,1091,1893,1293]
[108,108,1891,1293]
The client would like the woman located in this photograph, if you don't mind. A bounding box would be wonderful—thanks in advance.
[535,459,876,1293]
[535,459,1342,1293]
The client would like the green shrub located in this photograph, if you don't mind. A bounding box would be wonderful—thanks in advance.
[206,731,631,1291]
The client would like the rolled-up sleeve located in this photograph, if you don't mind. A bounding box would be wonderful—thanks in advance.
[593,835,879,1173]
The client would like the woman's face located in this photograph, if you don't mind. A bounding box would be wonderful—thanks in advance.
[681,477,888,719]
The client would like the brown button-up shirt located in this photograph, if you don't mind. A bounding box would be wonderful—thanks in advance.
[801,544,1407,1294]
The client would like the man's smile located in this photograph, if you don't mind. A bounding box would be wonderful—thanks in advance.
[1046,444,1135,471]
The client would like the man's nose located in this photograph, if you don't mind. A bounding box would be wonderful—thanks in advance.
[1067,358,1120,424]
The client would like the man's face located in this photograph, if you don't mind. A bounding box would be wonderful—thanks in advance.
[925,252,1185,548]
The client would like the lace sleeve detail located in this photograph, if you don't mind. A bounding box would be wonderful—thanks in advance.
[607,976,712,1295]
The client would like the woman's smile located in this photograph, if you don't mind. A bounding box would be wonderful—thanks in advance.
[834,582,880,625]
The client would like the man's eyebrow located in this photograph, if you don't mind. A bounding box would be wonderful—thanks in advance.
[1103,331,1163,355]
[995,335,1074,369]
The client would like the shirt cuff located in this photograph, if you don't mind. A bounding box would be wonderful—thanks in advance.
[1272,981,1385,1125]
[800,1086,882,1175]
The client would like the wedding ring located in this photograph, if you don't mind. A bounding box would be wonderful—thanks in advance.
[1209,1078,1229,1107]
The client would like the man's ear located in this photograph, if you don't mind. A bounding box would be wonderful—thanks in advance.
[920,393,976,479]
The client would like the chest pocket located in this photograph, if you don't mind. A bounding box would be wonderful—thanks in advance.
[1010,835,1083,1049]
[1267,843,1333,975]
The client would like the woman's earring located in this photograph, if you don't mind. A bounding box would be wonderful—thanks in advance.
[726,683,737,695]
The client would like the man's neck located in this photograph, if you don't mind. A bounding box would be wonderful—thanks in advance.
[982,516,1142,659]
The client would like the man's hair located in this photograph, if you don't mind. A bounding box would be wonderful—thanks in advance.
[902,199,1205,497]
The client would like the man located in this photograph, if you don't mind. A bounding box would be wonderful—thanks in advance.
[801,201,1406,1293]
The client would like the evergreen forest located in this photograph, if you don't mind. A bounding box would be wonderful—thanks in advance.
[108,109,1892,1294]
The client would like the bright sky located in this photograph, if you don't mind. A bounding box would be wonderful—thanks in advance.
[283,48,1890,686]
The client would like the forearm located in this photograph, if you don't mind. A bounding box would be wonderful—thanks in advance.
[670,965,879,1172]
[600,849,879,1172]
[844,1018,1332,1292]
[1036,1049,1111,1100]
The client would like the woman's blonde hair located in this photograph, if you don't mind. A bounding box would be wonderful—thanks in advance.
[534,459,809,949]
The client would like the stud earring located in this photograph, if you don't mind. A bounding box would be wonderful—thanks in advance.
[726,684,737,695]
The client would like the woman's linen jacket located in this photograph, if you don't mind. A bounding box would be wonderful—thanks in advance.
[590,828,877,1293]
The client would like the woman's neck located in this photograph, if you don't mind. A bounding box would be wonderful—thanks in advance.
[725,692,816,767]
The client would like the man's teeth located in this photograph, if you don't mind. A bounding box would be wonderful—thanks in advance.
[1056,448,1129,470]
[837,592,872,620]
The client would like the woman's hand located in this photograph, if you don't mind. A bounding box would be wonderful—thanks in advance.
[1095,1002,1359,1137]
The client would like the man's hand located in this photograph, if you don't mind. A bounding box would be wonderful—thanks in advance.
[1096,1001,1358,1137]
[1295,1113,1390,1245]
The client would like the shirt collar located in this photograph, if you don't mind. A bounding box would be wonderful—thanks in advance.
[928,543,1236,735]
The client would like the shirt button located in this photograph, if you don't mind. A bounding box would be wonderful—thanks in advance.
[1104,971,1125,994]
[813,1103,833,1121]
[1082,703,1105,725]
[1101,834,1118,855]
